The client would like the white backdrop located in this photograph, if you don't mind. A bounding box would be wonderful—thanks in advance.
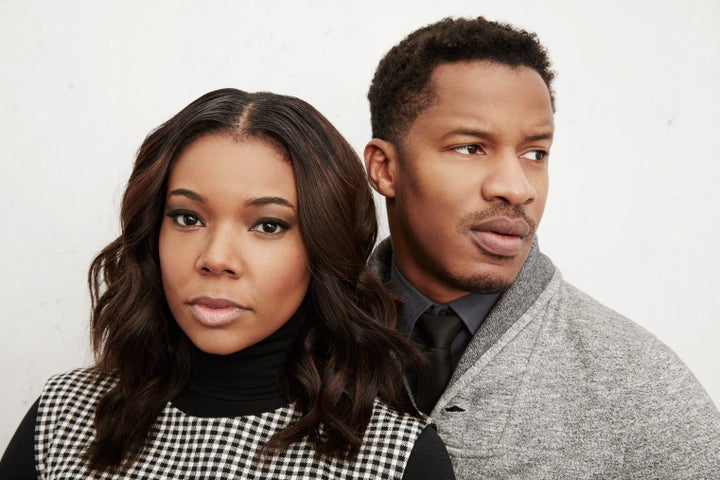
[1,0,719,452]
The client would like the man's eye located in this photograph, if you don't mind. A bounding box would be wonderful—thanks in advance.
[521,150,547,161]
[453,144,482,155]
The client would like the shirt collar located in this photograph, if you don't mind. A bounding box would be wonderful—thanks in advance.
[390,259,501,335]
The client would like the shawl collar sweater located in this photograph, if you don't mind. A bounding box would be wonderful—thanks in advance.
[370,237,720,479]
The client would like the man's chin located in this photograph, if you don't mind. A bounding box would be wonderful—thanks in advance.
[441,269,516,295]
[465,279,512,295]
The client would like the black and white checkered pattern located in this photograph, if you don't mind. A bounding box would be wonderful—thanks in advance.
[36,368,427,479]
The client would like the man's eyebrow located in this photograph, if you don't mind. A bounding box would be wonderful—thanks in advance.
[167,188,206,203]
[525,132,554,142]
[245,196,296,210]
[439,129,494,141]
[439,129,554,143]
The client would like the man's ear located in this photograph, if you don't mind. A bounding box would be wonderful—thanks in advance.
[364,138,398,199]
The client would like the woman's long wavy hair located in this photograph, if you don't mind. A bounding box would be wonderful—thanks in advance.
[85,88,422,471]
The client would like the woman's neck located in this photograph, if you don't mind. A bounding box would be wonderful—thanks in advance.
[172,308,304,417]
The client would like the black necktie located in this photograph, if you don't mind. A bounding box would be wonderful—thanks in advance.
[415,311,464,414]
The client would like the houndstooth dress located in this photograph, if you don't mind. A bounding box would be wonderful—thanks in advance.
[35,368,428,479]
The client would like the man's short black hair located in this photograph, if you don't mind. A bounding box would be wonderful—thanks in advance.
[368,16,556,143]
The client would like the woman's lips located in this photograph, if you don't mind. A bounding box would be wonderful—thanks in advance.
[469,217,531,258]
[188,297,249,327]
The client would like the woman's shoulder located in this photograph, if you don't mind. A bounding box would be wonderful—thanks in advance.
[362,399,431,457]
[45,366,108,383]
[39,367,116,412]
[45,366,114,386]
[369,399,430,434]
[367,401,455,479]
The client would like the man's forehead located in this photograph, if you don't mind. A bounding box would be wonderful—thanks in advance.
[416,63,554,134]
[430,60,550,99]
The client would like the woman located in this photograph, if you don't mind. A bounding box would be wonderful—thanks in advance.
[0,88,454,478]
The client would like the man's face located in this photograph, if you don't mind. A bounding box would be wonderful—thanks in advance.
[366,60,554,303]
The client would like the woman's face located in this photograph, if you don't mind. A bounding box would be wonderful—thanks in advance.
[159,133,310,355]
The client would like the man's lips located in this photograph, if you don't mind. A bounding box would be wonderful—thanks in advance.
[472,217,531,237]
[188,297,250,327]
[469,217,531,257]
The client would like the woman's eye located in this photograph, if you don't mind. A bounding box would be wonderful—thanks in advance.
[521,150,547,161]
[167,211,203,227]
[252,219,289,235]
[258,222,281,234]
[453,144,482,155]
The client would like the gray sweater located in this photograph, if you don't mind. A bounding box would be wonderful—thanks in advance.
[371,239,720,479]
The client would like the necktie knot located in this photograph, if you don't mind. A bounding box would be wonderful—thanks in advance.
[417,312,464,349]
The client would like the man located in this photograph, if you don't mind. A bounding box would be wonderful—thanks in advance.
[365,17,720,478]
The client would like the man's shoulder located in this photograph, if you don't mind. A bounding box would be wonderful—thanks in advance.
[540,276,715,406]
[550,277,668,358]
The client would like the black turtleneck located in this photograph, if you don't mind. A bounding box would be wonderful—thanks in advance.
[172,307,303,418]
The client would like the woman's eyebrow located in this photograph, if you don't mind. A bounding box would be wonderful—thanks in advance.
[167,188,206,203]
[245,196,296,211]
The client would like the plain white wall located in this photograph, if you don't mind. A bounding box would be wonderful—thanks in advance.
[1,0,718,452]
